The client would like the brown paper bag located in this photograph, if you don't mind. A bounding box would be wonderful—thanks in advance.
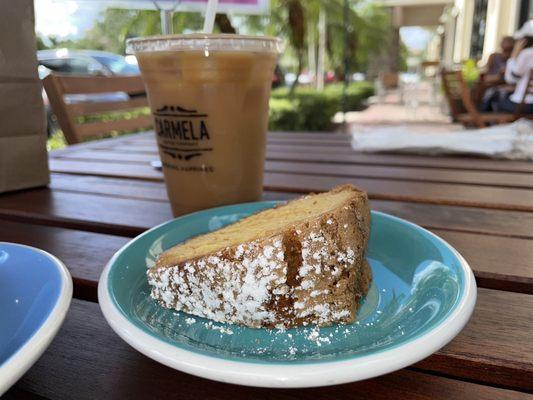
[0,0,50,193]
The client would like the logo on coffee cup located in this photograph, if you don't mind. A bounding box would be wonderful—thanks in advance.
[154,105,211,162]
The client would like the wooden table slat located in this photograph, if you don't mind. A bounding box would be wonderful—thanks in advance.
[46,173,533,238]
[46,172,533,237]
[266,160,533,189]
[3,387,51,400]
[53,150,533,189]
[0,189,172,236]
[48,158,533,211]
[121,130,353,144]
[371,199,533,239]
[0,187,299,237]
[54,131,533,173]
[7,177,533,240]
[266,147,533,173]
[415,288,533,392]
[54,149,159,163]
[49,158,163,181]
[264,172,533,211]
[49,173,298,203]
[427,229,533,294]
[83,138,533,173]
[50,173,169,202]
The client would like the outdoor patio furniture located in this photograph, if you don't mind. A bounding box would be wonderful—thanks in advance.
[1,130,532,399]
[470,72,510,105]
[43,73,152,144]
[441,69,517,128]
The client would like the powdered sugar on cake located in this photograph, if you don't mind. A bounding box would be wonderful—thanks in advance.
[291,229,358,325]
[148,221,364,328]
[147,186,371,329]
[148,238,289,328]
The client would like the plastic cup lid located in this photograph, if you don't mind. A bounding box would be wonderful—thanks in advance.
[126,34,284,54]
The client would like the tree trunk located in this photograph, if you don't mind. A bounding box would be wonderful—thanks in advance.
[290,51,303,95]
[287,0,305,95]
[388,7,400,73]
[215,14,236,33]
[389,26,400,73]
[316,6,326,91]
[308,26,316,84]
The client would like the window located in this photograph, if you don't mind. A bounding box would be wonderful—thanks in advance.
[470,0,489,60]
[92,55,139,75]
[39,57,105,75]
[519,0,532,27]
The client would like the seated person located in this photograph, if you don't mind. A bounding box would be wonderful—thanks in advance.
[498,21,533,114]
[479,36,515,111]
[485,36,515,82]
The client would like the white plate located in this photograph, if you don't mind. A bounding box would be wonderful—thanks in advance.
[98,205,477,388]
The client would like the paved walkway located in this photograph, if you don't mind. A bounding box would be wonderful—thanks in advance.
[335,84,464,133]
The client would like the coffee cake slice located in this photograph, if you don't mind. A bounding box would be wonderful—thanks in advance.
[147,185,371,328]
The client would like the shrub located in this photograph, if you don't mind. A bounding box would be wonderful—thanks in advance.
[296,91,339,131]
[269,90,338,131]
[268,82,374,131]
[268,98,302,130]
[270,86,291,99]
[325,82,375,111]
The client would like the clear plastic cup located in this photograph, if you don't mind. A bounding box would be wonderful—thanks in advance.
[127,34,284,216]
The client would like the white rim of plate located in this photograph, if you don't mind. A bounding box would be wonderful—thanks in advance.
[0,242,73,396]
[98,212,477,388]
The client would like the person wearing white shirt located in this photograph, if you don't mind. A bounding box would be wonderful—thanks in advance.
[499,21,533,114]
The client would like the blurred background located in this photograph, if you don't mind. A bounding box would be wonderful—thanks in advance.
[35,0,533,149]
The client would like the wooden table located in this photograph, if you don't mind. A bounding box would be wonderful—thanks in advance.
[2,131,533,399]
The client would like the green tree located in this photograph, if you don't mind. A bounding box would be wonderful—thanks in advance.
[36,34,49,50]
[45,0,398,80]
[351,2,391,72]
[241,0,393,83]
[286,0,306,92]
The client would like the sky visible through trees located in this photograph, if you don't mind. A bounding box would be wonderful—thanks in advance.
[36,0,413,78]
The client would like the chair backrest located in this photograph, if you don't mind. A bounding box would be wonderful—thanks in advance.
[515,69,533,117]
[43,74,152,144]
[441,69,484,127]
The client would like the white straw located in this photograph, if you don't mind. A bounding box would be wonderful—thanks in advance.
[202,0,219,34]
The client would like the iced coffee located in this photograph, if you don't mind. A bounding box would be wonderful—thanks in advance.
[127,34,283,215]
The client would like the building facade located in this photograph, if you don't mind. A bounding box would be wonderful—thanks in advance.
[382,0,533,66]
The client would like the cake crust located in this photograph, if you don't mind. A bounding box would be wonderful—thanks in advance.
[147,185,371,328]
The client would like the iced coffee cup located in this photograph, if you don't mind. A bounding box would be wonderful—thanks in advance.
[127,34,284,215]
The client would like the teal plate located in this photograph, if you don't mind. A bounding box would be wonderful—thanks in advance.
[98,203,476,388]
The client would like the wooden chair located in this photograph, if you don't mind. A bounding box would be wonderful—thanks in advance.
[441,69,516,128]
[43,74,152,144]
[471,72,505,105]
